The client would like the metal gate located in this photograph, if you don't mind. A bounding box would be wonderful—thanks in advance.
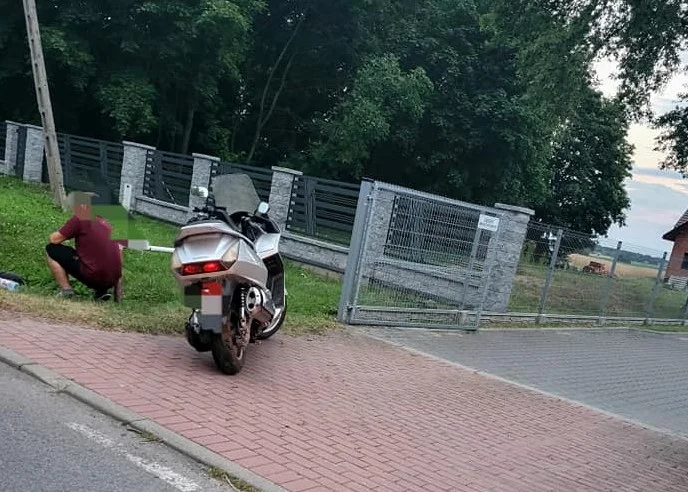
[337,180,506,330]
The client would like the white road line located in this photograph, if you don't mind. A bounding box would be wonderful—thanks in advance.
[66,422,200,492]
[125,454,200,492]
[66,422,116,448]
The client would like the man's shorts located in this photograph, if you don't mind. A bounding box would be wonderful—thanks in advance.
[45,243,105,290]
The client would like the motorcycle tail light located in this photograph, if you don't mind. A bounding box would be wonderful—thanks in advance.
[181,261,228,276]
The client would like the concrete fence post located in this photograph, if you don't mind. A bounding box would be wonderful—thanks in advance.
[2,121,21,175]
[120,141,155,212]
[23,124,45,183]
[485,203,535,313]
[189,153,218,216]
[269,166,302,231]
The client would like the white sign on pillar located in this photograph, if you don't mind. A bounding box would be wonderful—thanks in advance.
[122,183,133,211]
[478,214,500,232]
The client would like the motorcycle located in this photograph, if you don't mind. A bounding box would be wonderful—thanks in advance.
[170,173,287,375]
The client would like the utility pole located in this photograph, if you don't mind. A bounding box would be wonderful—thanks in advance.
[22,0,67,210]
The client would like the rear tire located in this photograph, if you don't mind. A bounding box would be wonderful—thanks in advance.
[211,321,245,375]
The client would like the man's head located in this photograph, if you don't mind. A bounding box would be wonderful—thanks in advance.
[67,191,97,220]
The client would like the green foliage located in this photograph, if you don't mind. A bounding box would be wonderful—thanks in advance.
[0,0,643,236]
[97,72,158,138]
[536,89,634,235]
[301,54,433,179]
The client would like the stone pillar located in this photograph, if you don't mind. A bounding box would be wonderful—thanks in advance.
[189,153,217,216]
[485,203,535,312]
[1,121,21,175]
[269,166,302,230]
[120,141,155,212]
[364,185,395,260]
[23,124,45,183]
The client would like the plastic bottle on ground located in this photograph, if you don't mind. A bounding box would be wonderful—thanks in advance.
[0,278,21,292]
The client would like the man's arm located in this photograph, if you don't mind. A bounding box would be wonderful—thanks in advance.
[50,215,80,245]
[49,231,66,245]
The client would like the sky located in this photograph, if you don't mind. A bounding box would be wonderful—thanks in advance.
[594,58,688,254]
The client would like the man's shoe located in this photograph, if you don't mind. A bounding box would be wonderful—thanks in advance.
[56,288,75,299]
[94,290,112,302]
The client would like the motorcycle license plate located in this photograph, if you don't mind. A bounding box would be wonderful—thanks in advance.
[201,282,223,315]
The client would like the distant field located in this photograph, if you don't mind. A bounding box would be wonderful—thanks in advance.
[568,254,659,279]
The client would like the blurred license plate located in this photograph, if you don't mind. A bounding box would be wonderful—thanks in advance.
[201,282,222,315]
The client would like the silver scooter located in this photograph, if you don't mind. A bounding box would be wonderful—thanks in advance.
[170,173,287,375]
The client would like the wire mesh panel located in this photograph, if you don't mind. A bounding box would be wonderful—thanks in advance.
[509,221,688,323]
[287,175,360,246]
[545,232,613,316]
[601,241,671,319]
[211,161,273,203]
[338,180,505,330]
[509,222,555,313]
[143,150,194,206]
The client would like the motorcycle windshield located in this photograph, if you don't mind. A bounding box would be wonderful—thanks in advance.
[211,173,261,216]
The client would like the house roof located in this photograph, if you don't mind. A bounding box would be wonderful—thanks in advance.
[662,208,688,241]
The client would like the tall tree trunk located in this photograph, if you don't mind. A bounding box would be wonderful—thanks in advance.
[246,16,304,163]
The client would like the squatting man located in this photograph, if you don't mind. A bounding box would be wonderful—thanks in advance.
[46,191,123,301]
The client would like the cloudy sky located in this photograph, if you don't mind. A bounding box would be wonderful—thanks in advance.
[595,58,688,254]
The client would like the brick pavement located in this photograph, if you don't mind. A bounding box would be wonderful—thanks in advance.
[1,315,687,492]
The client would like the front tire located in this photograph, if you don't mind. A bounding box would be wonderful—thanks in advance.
[211,320,245,375]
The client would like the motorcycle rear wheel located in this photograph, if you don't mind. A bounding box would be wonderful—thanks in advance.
[211,320,245,375]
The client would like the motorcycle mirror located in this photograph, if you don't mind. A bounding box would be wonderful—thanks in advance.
[191,186,209,198]
[256,202,270,216]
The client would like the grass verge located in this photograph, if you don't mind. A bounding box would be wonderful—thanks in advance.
[207,467,260,492]
[0,177,341,336]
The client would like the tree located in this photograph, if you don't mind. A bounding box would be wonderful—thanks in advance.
[297,54,433,180]
[535,89,633,235]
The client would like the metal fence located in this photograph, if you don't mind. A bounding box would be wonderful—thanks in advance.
[143,150,194,206]
[509,221,687,323]
[15,126,27,178]
[212,161,273,203]
[287,175,360,246]
[0,122,6,159]
[338,180,505,330]
[39,133,124,201]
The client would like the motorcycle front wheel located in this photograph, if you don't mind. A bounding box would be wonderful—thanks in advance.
[211,319,245,375]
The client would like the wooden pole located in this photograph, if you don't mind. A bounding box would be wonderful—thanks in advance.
[22,0,67,210]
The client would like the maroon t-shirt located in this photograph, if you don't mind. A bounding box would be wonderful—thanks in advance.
[59,215,122,287]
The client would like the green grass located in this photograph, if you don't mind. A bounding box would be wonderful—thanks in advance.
[207,467,260,492]
[0,177,341,336]
[510,262,688,320]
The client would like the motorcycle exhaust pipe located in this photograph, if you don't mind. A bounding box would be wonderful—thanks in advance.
[246,287,275,327]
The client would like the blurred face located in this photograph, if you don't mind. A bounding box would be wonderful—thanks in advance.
[74,203,92,220]
[68,192,95,220]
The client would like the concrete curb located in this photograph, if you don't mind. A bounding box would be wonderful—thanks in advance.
[0,346,286,492]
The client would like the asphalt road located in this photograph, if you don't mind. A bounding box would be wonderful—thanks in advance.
[0,363,231,492]
[366,327,688,437]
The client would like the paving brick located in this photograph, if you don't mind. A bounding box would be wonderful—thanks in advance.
[1,317,687,492]
[281,478,320,492]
